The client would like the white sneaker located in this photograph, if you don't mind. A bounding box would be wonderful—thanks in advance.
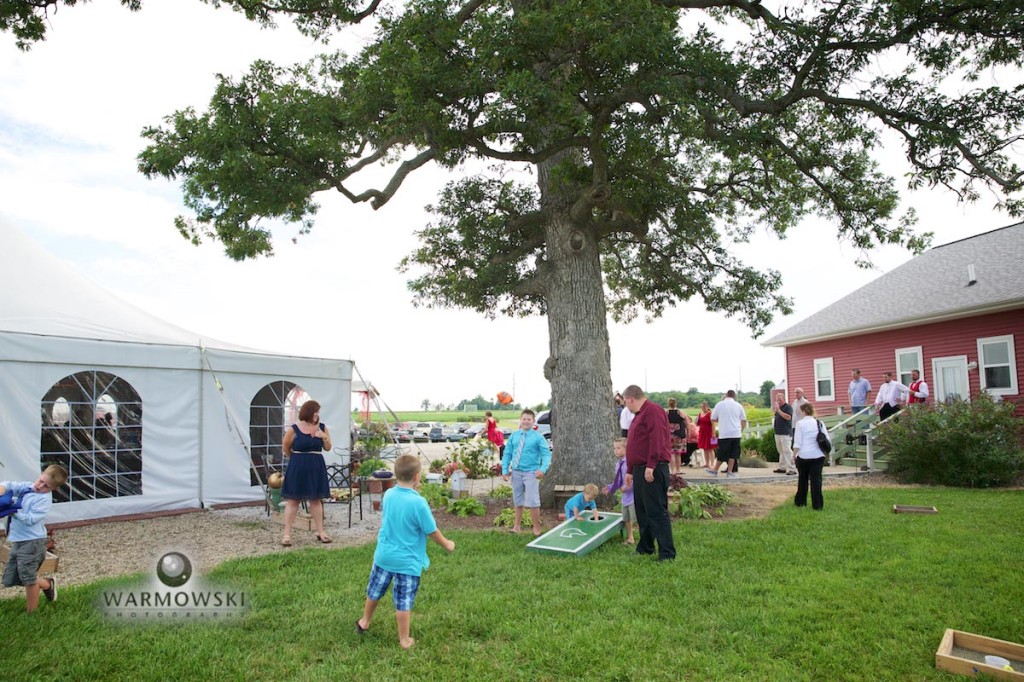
[726,473,738,478]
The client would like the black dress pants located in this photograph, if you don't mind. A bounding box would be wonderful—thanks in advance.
[794,457,825,510]
[632,462,676,560]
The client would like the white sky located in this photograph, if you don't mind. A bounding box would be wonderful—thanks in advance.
[0,0,1015,409]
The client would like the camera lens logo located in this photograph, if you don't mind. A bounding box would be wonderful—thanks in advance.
[156,552,193,588]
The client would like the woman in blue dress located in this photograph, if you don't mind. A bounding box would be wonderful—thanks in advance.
[280,400,333,546]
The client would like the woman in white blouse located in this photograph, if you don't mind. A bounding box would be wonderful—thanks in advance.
[792,402,830,510]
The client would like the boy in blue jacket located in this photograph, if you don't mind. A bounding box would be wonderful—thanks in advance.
[2,465,68,613]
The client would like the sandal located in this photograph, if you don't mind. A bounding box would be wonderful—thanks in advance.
[355,619,368,635]
[316,534,333,544]
[281,536,292,547]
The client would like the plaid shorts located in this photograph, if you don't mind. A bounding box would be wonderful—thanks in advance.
[366,564,421,612]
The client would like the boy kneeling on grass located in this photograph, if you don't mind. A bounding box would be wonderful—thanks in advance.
[356,454,455,649]
[1,465,69,613]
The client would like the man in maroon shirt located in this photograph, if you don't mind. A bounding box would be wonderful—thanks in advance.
[623,385,676,561]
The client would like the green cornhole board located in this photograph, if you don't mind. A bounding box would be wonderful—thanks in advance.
[526,511,623,557]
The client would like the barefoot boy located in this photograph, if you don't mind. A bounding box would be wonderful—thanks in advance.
[1,465,68,612]
[356,454,455,649]
[603,438,635,544]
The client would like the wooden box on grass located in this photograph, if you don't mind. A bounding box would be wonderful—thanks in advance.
[936,629,1024,680]
[0,543,59,573]
[269,511,317,531]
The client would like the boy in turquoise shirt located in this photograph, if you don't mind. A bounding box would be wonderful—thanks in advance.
[1,465,68,613]
[564,484,599,522]
[356,454,455,649]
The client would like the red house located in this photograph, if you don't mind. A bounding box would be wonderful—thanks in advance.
[764,223,1024,415]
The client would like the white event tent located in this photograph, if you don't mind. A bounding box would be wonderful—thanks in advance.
[0,219,352,524]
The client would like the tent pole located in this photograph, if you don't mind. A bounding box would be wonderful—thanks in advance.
[197,346,206,509]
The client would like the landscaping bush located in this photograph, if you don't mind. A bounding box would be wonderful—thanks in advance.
[488,484,513,499]
[739,451,770,468]
[741,430,779,462]
[877,393,1024,487]
[418,482,449,509]
[445,440,493,479]
[447,497,487,517]
[671,484,736,519]
[493,508,533,528]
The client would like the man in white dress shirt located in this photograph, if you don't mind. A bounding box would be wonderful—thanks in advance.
[874,372,908,421]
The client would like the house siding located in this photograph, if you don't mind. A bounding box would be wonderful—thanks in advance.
[784,308,1024,415]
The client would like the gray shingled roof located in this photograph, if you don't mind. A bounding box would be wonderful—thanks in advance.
[763,222,1024,347]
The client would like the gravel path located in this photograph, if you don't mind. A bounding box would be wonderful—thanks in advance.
[1,501,382,597]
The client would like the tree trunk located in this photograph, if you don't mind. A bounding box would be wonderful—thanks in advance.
[536,163,619,505]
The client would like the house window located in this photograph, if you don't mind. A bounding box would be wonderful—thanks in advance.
[249,382,310,486]
[814,357,834,401]
[895,346,924,386]
[977,335,1018,396]
[40,371,143,502]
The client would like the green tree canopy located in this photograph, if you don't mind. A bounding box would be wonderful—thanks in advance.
[10,0,1023,498]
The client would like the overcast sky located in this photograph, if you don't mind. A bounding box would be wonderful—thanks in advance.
[0,1,1014,410]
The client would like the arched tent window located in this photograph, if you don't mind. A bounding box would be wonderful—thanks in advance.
[40,372,143,503]
[249,382,309,486]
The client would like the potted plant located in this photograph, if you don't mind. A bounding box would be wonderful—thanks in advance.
[358,458,394,510]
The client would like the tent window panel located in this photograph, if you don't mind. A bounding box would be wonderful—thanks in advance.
[40,371,144,502]
[117,474,142,497]
[249,381,300,487]
[70,476,95,502]
[95,475,118,498]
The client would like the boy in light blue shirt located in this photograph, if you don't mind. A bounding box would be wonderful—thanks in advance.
[2,465,68,613]
[564,484,599,522]
[356,454,455,649]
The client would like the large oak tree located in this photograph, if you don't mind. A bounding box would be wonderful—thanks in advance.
[10,1,1024,498]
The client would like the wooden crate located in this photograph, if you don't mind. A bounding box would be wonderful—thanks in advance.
[936,629,1024,680]
[0,544,59,574]
[269,511,318,531]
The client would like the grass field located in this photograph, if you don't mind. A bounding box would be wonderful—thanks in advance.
[5,486,1022,680]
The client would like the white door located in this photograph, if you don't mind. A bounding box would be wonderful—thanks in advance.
[932,356,969,404]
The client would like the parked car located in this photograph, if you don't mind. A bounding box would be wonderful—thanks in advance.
[428,425,446,442]
[411,422,432,438]
[536,411,552,439]
[445,429,468,442]
[389,427,411,443]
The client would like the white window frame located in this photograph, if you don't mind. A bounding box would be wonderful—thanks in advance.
[813,357,835,402]
[895,345,924,386]
[977,334,1018,396]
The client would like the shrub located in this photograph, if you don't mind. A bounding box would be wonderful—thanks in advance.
[488,485,513,499]
[447,497,487,517]
[669,473,689,491]
[739,451,770,468]
[877,394,1024,487]
[429,458,447,473]
[493,508,533,528]
[356,458,388,478]
[741,430,779,462]
[671,484,736,520]
[418,482,449,509]
[445,440,493,479]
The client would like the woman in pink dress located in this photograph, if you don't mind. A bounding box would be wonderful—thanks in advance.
[696,401,718,473]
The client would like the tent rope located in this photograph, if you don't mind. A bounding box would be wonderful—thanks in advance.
[199,347,275,515]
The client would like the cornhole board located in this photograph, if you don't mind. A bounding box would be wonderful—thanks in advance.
[0,544,59,573]
[935,629,1024,679]
[526,511,622,557]
[894,504,938,514]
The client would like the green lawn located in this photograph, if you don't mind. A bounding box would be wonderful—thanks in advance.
[6,486,1022,681]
